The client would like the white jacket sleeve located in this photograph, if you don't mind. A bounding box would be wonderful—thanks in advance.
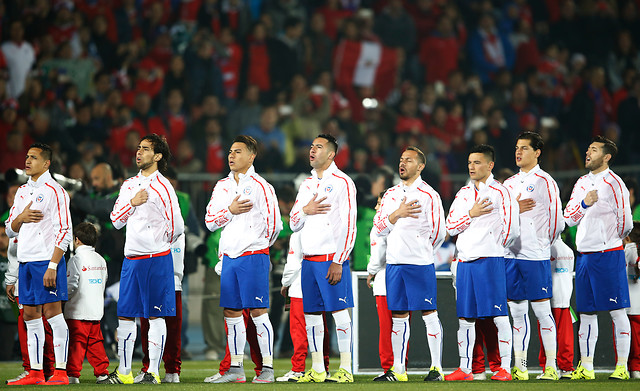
[110,186,135,230]
[373,191,395,237]
[282,232,302,287]
[498,186,519,248]
[263,183,283,246]
[366,230,386,276]
[446,189,472,236]
[548,178,565,243]
[334,179,357,265]
[66,255,80,299]
[429,192,446,252]
[563,179,587,227]
[608,177,633,239]
[51,187,72,252]
[204,182,234,232]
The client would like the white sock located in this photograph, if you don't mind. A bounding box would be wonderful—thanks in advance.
[578,314,598,371]
[457,319,475,373]
[531,300,557,370]
[422,312,443,369]
[610,308,631,366]
[494,316,512,370]
[148,318,166,376]
[251,314,274,367]
[391,316,410,374]
[305,314,324,373]
[47,313,69,369]
[225,316,246,367]
[508,300,529,371]
[116,319,136,375]
[25,318,45,371]
[332,310,352,372]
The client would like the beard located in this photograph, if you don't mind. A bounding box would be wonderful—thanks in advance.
[137,160,154,171]
[586,157,603,171]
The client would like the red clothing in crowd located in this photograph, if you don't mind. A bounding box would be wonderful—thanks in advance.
[75,1,118,42]
[218,43,243,100]
[314,6,353,41]
[396,116,427,135]
[246,38,270,92]
[420,34,459,83]
[179,0,201,23]
[513,38,540,75]
[206,140,225,173]
[163,113,187,152]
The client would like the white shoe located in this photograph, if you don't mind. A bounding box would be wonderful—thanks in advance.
[276,370,304,382]
[96,375,108,383]
[473,372,486,380]
[162,373,180,383]
[631,370,640,379]
[68,376,80,384]
[133,371,146,383]
[7,371,29,383]
[204,372,223,383]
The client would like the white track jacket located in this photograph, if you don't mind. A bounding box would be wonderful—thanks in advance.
[503,165,564,260]
[5,171,72,262]
[290,162,357,265]
[446,174,520,262]
[110,170,184,257]
[563,168,632,252]
[373,180,446,265]
[204,166,282,258]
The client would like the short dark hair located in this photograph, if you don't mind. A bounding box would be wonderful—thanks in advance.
[517,131,544,153]
[316,134,338,153]
[29,143,53,162]
[141,134,171,174]
[74,222,98,247]
[233,135,258,155]
[592,135,618,162]
[469,144,495,162]
[405,146,426,165]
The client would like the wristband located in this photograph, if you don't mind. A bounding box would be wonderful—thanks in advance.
[47,262,58,270]
[581,200,591,209]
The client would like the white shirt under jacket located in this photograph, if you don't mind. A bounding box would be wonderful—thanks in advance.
[204,166,282,258]
[446,174,520,262]
[5,171,72,262]
[367,227,388,296]
[503,165,564,260]
[549,238,574,309]
[373,179,446,265]
[110,170,184,257]
[563,168,632,252]
[281,231,303,299]
[65,245,108,321]
[290,162,357,265]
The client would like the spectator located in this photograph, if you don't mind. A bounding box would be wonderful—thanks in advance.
[184,38,225,107]
[420,15,460,84]
[244,106,285,171]
[303,13,333,79]
[374,0,416,55]
[468,13,514,84]
[161,88,188,152]
[2,20,36,98]
[269,16,305,94]
[607,30,640,91]
[243,22,272,94]
[227,84,262,136]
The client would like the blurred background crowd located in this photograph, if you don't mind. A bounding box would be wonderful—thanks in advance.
[1,0,640,362]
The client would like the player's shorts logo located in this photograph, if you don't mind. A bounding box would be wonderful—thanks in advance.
[526,185,535,192]
[36,194,44,203]
[324,185,333,193]
[243,186,252,195]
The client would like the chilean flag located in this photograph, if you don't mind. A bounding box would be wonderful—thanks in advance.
[333,39,398,101]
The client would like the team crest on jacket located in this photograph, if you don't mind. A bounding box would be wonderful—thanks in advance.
[526,185,535,192]
[36,194,44,203]
[243,186,252,195]
[324,185,333,193]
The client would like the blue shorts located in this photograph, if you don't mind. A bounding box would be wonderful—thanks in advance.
[576,250,630,312]
[301,259,353,313]
[118,252,176,318]
[505,258,552,301]
[456,257,508,318]
[18,260,68,305]
[385,264,437,311]
[220,253,270,309]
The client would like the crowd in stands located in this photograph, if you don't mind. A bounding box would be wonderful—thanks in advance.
[0,0,639,206]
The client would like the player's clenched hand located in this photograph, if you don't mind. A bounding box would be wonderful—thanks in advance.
[326,262,342,285]
[367,274,375,288]
[303,194,331,215]
[280,286,289,297]
[18,201,44,224]
[516,193,536,213]
[469,197,493,218]
[583,190,598,207]
[43,269,57,288]
[131,189,149,206]
[6,285,15,303]
[229,195,253,215]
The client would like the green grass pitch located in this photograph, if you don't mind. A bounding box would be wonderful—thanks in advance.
[0,359,637,389]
